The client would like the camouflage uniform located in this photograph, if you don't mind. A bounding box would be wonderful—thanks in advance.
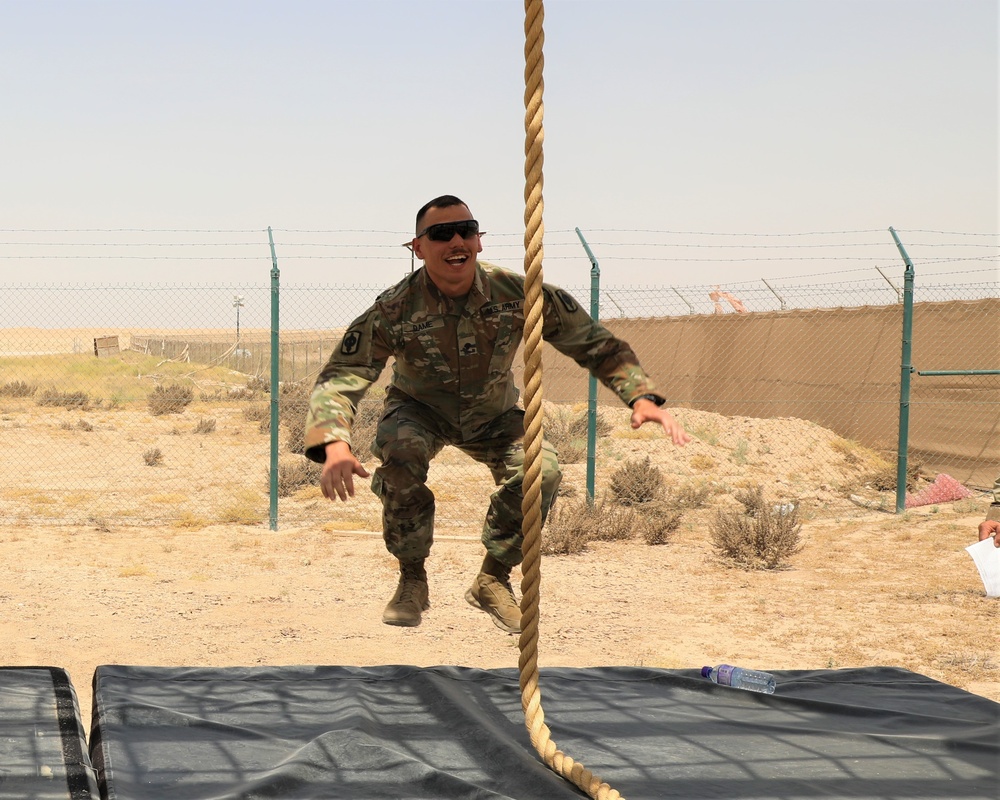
[305,261,664,566]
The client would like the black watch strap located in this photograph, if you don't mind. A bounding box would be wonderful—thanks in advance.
[631,393,665,408]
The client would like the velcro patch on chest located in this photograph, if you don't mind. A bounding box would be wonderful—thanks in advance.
[402,318,446,335]
[481,300,525,317]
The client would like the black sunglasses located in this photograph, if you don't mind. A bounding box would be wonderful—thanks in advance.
[416,219,480,242]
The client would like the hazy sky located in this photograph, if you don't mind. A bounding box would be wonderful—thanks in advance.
[2,0,997,290]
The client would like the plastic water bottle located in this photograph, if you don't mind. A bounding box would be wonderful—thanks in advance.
[701,664,776,694]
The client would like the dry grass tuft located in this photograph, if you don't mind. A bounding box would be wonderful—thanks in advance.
[689,454,716,472]
[0,380,37,398]
[172,511,208,529]
[148,384,194,416]
[37,388,90,409]
[865,460,922,492]
[709,484,802,569]
[217,490,266,525]
[143,447,164,466]
[193,417,216,434]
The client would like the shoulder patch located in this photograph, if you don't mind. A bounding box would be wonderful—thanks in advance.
[340,329,363,355]
[555,289,579,314]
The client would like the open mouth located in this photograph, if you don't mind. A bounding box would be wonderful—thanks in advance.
[445,253,470,267]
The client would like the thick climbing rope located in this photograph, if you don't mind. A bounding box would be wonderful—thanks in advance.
[517,2,624,798]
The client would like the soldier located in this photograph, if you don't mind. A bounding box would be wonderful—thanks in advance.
[304,195,690,632]
[979,474,1000,547]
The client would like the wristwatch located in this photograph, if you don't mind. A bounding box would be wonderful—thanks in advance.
[630,394,665,408]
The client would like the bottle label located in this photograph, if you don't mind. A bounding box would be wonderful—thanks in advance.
[717,665,736,687]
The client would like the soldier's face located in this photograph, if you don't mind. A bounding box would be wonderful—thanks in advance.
[411,203,482,297]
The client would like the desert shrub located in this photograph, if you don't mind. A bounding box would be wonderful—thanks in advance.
[670,480,713,509]
[246,375,270,393]
[863,460,921,493]
[557,439,587,465]
[0,380,37,398]
[37,388,90,409]
[638,500,683,546]
[709,484,802,570]
[541,496,639,555]
[278,382,311,454]
[148,384,194,416]
[350,395,384,462]
[77,419,95,432]
[193,417,216,434]
[226,387,255,401]
[243,402,269,422]
[143,447,164,466]
[609,456,665,505]
[542,404,611,465]
[271,456,323,497]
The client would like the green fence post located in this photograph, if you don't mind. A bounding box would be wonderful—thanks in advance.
[575,227,600,506]
[889,226,915,514]
[268,227,280,531]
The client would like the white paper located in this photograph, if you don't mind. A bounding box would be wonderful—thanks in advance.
[965,539,1000,598]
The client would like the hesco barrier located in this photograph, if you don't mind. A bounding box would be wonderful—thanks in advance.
[522,298,1000,489]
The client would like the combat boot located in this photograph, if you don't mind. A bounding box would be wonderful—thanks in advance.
[382,560,429,627]
[465,554,522,634]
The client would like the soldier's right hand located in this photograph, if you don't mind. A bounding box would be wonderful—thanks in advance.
[979,519,1000,547]
[321,441,370,502]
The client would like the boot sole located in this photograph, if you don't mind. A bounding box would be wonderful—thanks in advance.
[382,600,430,628]
[382,615,422,627]
[465,588,521,635]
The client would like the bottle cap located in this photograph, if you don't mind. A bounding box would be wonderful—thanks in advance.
[700,666,711,678]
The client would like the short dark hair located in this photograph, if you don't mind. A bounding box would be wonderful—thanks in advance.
[415,195,469,233]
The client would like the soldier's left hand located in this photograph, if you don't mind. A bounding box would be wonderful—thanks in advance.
[630,400,692,447]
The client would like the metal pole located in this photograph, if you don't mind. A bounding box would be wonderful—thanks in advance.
[918,369,1000,376]
[575,227,600,505]
[875,266,903,303]
[268,227,281,531]
[671,287,694,315]
[889,226,915,514]
[761,279,787,310]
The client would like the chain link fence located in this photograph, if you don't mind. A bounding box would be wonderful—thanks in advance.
[1,228,997,530]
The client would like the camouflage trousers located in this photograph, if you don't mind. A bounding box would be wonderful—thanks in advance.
[370,402,562,567]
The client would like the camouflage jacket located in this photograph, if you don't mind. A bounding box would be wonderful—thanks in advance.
[304,261,662,461]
